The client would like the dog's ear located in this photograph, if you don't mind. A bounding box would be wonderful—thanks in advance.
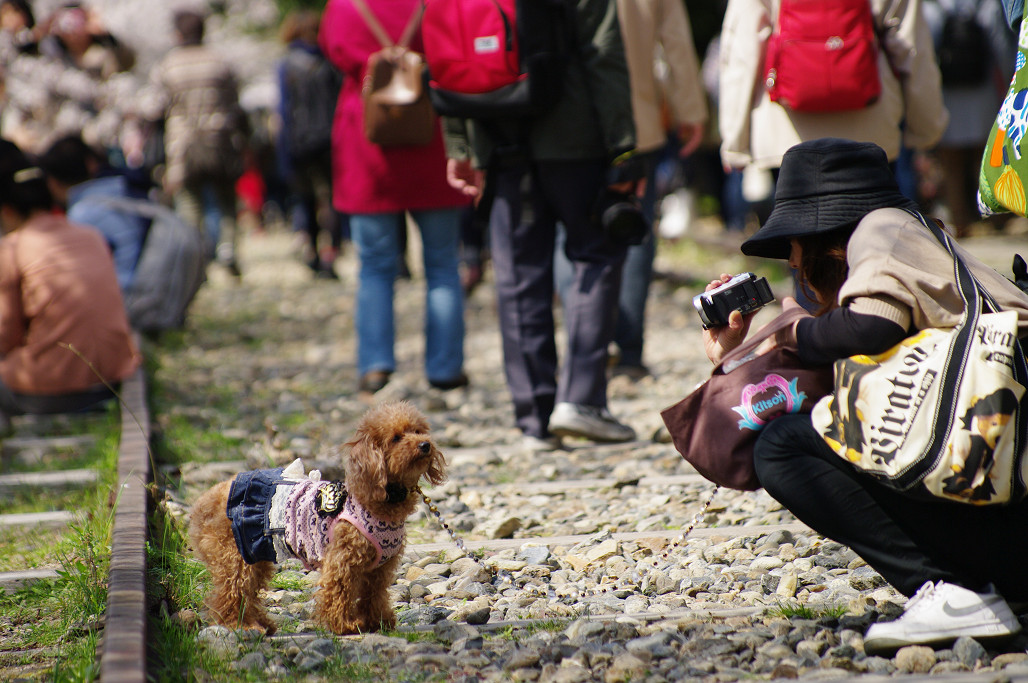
[425,447,447,486]
[346,431,388,502]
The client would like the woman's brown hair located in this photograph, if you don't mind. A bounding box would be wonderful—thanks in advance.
[796,225,854,316]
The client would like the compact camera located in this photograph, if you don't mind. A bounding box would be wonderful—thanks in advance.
[593,188,649,246]
[693,272,775,329]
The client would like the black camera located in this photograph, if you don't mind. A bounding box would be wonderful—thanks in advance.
[593,188,649,246]
[693,272,775,329]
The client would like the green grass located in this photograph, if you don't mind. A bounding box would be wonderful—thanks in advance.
[0,487,117,681]
[268,571,307,592]
[0,429,119,517]
[766,600,849,620]
[496,618,570,642]
[146,500,232,682]
[658,237,792,288]
[152,413,248,467]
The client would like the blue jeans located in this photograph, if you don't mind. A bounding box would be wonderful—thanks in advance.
[350,208,464,382]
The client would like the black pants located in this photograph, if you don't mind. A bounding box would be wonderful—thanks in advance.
[0,380,117,417]
[754,414,1028,601]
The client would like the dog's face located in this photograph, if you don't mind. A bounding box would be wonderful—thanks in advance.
[345,401,446,508]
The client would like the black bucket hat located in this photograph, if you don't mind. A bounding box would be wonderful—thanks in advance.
[741,138,919,259]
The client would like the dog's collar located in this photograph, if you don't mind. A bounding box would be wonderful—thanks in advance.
[385,482,409,504]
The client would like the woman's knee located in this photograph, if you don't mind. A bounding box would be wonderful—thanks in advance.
[752,415,811,494]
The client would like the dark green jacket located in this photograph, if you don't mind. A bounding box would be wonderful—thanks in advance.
[444,0,636,168]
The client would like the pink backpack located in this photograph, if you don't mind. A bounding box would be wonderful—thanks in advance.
[764,0,881,113]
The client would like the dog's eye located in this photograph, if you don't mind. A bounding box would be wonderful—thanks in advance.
[392,434,403,443]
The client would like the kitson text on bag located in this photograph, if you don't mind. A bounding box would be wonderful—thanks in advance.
[732,373,807,431]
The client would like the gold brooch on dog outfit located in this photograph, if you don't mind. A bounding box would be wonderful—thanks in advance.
[315,481,346,517]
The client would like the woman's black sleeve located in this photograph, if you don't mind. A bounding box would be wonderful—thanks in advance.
[795,308,908,365]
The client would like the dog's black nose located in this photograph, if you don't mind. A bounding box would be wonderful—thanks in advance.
[418,441,432,455]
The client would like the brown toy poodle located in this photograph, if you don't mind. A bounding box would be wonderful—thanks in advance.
[188,401,446,634]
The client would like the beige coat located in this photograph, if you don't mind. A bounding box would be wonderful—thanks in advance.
[719,0,949,169]
[842,209,1028,336]
[617,0,708,153]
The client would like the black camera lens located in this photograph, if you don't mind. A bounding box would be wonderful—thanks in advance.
[594,189,649,246]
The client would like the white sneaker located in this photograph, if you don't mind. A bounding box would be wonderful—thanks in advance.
[548,402,636,443]
[519,434,563,453]
[863,581,1021,654]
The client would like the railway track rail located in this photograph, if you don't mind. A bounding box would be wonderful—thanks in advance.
[0,363,150,682]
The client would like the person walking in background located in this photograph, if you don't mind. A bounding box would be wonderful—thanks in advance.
[718,0,948,188]
[924,0,1014,237]
[609,0,708,379]
[150,8,247,277]
[276,9,345,280]
[445,0,640,450]
[0,138,139,433]
[319,0,469,395]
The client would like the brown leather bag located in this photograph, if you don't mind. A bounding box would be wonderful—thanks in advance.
[353,0,437,147]
[660,308,833,491]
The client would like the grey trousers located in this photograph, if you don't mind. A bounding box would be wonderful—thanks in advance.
[487,160,627,439]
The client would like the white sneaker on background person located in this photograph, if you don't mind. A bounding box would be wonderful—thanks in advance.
[519,434,563,453]
[549,402,636,443]
[863,581,1022,654]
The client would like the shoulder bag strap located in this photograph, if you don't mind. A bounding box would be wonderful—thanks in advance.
[906,210,1028,494]
[719,306,810,373]
[351,0,423,50]
[396,4,423,50]
[351,0,395,48]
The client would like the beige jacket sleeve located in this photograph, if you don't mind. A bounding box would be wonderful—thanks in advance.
[877,0,948,150]
[617,0,706,152]
[717,0,771,170]
[657,0,708,128]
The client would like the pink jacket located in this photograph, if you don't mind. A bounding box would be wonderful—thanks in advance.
[318,0,469,214]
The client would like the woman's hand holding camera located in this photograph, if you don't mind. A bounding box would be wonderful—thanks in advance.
[702,274,756,364]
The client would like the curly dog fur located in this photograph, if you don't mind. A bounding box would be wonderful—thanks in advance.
[188,401,446,634]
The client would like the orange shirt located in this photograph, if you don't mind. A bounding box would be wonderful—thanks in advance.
[0,213,140,394]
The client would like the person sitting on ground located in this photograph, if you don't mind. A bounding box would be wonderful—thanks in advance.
[0,138,140,431]
[704,138,1028,653]
[39,133,147,294]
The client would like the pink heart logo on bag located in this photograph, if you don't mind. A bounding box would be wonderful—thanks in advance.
[732,374,807,431]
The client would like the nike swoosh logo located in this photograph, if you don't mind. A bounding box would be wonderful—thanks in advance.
[942,600,994,617]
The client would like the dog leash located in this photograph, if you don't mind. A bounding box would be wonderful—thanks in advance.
[418,486,514,589]
[418,484,720,598]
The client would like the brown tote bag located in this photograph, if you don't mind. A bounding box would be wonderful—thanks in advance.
[661,307,833,490]
[353,0,437,147]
